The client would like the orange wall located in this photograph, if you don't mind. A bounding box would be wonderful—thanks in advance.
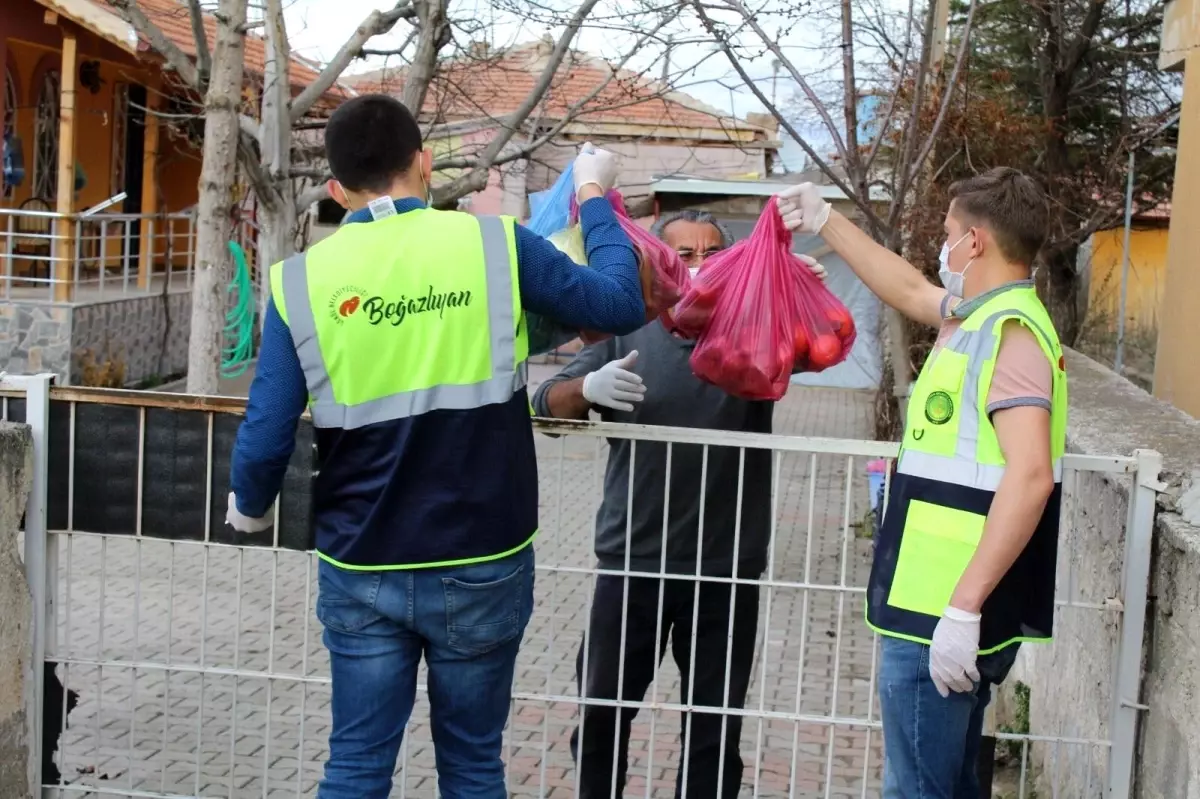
[5,38,200,215]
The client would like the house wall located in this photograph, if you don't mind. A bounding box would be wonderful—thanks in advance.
[1085,225,1169,334]
[525,140,769,201]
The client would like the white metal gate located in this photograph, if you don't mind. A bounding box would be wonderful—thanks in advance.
[1,374,1158,798]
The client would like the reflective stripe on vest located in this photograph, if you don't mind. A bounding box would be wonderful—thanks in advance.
[896,307,1063,492]
[281,215,525,429]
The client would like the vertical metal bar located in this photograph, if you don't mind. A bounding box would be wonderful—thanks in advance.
[822,455,855,798]
[128,535,143,791]
[1019,740,1029,799]
[20,374,52,790]
[57,532,74,791]
[228,549,245,799]
[678,444,710,798]
[93,536,108,780]
[1114,149,1136,374]
[159,543,176,794]
[73,218,81,290]
[138,218,152,294]
[751,449,783,799]
[4,213,13,298]
[187,214,196,288]
[1106,448,1162,799]
[122,219,132,287]
[194,412,216,796]
[538,436,569,796]
[296,554,314,798]
[262,550,280,798]
[644,442,673,798]
[609,439,637,799]
[859,633,881,798]
[714,447,747,795]
[788,453,819,797]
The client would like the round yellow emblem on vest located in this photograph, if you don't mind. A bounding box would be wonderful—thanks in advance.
[924,391,954,425]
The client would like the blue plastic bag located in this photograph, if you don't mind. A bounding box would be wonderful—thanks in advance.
[526,163,575,238]
[525,164,585,355]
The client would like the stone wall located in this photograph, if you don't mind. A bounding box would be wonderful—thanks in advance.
[0,422,35,798]
[71,291,191,386]
[0,290,191,386]
[998,350,1200,797]
[0,304,72,382]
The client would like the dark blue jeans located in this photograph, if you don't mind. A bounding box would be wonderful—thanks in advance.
[878,636,1018,799]
[315,546,535,799]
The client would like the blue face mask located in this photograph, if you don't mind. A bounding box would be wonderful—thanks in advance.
[938,231,975,298]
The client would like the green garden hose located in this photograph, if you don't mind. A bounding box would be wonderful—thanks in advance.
[221,240,256,379]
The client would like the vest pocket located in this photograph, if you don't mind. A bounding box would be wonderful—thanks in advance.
[887,500,986,618]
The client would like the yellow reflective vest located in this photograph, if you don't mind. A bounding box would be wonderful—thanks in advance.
[867,282,1068,654]
[270,206,537,570]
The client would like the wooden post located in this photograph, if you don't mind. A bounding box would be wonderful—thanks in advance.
[53,31,77,302]
[138,89,160,289]
[1152,0,1199,414]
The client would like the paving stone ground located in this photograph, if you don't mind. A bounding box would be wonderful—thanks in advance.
[47,370,888,798]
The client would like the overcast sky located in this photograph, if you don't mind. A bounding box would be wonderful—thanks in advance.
[280,0,844,169]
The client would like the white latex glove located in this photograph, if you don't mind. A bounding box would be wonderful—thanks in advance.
[582,351,645,412]
[573,141,619,199]
[776,182,832,235]
[225,492,274,534]
[928,606,982,698]
[797,253,828,283]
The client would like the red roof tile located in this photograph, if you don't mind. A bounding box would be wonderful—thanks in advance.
[93,0,348,101]
[348,42,762,136]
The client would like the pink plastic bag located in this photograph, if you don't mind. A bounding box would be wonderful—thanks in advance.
[570,191,691,343]
[671,197,856,400]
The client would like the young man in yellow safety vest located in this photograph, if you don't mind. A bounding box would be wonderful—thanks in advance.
[224,94,647,798]
[778,169,1066,797]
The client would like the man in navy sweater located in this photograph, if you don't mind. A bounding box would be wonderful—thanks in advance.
[224,94,646,799]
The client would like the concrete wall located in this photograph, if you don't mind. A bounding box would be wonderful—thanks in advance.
[998,349,1200,797]
[0,422,35,798]
[0,291,191,385]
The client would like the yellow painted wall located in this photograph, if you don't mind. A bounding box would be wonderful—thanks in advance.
[1086,226,1170,332]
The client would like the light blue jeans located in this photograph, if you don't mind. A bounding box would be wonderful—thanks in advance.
[315,546,535,799]
[878,636,1018,799]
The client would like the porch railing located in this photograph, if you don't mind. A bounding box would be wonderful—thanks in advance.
[1,208,199,302]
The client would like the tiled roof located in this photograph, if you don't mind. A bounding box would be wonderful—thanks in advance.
[347,41,765,137]
[93,0,350,101]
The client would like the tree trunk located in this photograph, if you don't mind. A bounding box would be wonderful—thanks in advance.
[258,198,297,280]
[1045,244,1083,345]
[186,0,247,394]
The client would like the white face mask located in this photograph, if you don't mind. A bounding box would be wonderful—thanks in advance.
[688,267,700,279]
[938,231,975,298]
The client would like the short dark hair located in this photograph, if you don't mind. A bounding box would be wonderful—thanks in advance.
[650,210,733,248]
[324,94,422,193]
[948,167,1049,267]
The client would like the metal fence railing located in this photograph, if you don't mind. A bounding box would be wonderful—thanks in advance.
[1,208,197,301]
[0,376,1159,799]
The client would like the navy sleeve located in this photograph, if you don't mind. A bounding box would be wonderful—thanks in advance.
[515,196,644,334]
[530,339,616,417]
[230,298,308,518]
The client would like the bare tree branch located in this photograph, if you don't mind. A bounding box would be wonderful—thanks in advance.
[691,1,885,230]
[109,0,202,91]
[402,0,450,113]
[712,0,852,167]
[187,0,212,84]
[863,0,916,172]
[893,0,979,210]
[291,0,418,122]
[431,0,605,205]
[297,182,331,209]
